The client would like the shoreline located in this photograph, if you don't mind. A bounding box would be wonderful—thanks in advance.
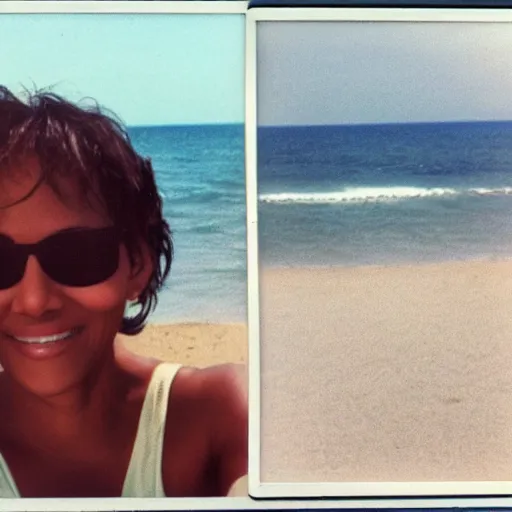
[260,254,512,272]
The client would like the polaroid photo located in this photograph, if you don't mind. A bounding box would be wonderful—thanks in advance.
[247,5,512,502]
[0,1,249,509]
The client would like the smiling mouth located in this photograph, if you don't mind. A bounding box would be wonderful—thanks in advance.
[9,327,83,345]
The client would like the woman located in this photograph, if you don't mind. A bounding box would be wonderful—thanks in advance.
[0,86,248,498]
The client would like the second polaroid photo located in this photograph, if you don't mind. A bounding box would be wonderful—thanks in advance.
[248,7,512,499]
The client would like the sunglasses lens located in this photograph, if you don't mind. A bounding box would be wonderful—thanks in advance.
[0,236,27,290]
[38,228,121,287]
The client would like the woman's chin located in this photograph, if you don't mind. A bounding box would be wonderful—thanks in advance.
[0,336,104,399]
[3,366,85,399]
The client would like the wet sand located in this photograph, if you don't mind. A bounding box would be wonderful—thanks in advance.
[259,259,512,483]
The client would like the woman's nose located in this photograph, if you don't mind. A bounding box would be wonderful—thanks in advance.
[10,255,63,318]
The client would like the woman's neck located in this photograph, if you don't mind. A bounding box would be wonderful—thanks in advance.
[0,350,133,458]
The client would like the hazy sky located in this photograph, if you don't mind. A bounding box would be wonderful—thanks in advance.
[257,21,512,126]
[1,14,244,126]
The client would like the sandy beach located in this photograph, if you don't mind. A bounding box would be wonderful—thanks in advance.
[118,323,247,368]
[259,259,512,483]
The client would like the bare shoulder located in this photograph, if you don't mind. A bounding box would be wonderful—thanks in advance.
[172,363,248,430]
[169,364,248,496]
[176,363,247,403]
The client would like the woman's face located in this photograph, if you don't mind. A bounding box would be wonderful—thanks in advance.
[0,159,149,397]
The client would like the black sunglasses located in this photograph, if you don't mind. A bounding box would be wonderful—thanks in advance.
[0,227,122,289]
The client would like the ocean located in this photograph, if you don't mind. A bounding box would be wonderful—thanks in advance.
[127,121,512,323]
[258,121,512,268]
[128,124,246,324]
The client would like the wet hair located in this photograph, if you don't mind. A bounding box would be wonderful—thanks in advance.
[0,85,173,335]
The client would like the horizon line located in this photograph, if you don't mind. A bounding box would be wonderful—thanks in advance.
[127,121,244,129]
[258,119,512,128]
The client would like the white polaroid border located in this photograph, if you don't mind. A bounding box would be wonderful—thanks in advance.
[0,1,247,14]
[246,5,512,503]
[7,495,512,512]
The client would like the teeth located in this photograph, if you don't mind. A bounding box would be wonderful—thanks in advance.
[14,330,76,345]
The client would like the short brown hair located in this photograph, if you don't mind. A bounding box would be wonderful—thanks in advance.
[0,85,173,335]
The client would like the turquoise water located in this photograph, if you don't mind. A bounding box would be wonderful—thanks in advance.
[129,124,246,324]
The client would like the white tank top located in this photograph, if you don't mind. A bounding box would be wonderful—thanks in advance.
[0,362,182,498]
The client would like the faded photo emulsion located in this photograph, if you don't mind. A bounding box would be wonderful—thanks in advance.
[256,17,512,495]
[0,13,248,499]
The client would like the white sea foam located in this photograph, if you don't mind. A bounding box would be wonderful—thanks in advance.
[258,186,512,204]
[259,186,458,204]
[468,187,512,196]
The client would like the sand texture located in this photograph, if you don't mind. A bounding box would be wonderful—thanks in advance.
[259,260,512,483]
[118,323,247,368]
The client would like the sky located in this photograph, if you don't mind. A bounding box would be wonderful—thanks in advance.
[1,14,244,126]
[257,21,512,126]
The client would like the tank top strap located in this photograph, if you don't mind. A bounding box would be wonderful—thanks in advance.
[0,453,20,498]
[121,362,182,497]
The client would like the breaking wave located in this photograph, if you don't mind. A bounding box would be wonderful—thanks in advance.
[258,186,512,204]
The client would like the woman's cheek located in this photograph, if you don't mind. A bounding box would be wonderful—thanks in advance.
[0,291,14,322]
